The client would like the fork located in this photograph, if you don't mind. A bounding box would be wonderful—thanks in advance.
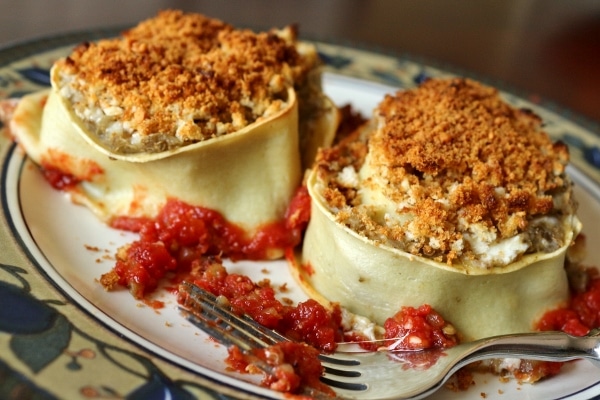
[178,281,600,400]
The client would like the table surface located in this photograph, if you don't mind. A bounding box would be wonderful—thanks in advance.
[1,0,599,127]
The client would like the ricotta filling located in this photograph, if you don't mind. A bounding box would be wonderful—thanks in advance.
[326,161,578,269]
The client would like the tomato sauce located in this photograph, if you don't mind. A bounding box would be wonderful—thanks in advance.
[40,165,81,190]
[186,257,343,353]
[182,257,340,396]
[538,271,600,336]
[383,304,458,350]
[179,257,459,396]
[103,187,311,299]
[40,148,104,190]
[226,342,335,396]
[520,269,600,380]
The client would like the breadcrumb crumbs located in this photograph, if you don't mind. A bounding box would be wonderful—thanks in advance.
[315,78,577,267]
[55,10,319,153]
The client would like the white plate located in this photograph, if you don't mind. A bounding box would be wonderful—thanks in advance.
[1,32,600,400]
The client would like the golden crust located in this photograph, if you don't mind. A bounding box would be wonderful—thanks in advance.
[315,78,575,266]
[375,78,568,208]
[55,10,318,153]
[7,10,338,243]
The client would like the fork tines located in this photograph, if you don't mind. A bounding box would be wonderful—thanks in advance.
[178,281,289,352]
[178,281,370,397]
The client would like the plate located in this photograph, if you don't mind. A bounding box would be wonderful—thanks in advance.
[1,30,600,400]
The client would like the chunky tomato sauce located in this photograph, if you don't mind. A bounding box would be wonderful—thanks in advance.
[102,187,311,299]
[226,340,335,396]
[505,269,600,381]
[179,256,340,396]
[186,257,342,353]
[383,304,458,350]
[178,256,462,396]
[538,269,600,336]
[40,148,104,190]
[40,165,81,190]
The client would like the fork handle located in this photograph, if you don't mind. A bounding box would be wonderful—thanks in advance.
[457,329,600,368]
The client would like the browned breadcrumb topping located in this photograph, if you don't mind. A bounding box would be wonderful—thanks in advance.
[55,10,318,153]
[315,78,575,266]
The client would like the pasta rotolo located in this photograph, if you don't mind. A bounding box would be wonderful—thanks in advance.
[8,10,338,258]
[298,78,582,341]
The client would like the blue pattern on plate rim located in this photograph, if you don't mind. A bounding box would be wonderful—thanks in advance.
[0,264,197,400]
[1,29,600,400]
[1,151,230,398]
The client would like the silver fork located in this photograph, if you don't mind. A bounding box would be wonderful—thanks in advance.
[178,281,600,400]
